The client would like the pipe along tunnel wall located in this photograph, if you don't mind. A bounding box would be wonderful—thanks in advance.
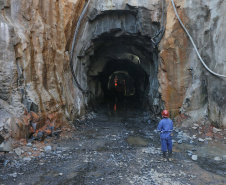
[71,7,162,115]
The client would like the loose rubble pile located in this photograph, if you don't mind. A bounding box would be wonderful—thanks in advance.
[0,109,68,156]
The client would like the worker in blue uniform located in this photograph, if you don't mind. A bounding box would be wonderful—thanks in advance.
[157,110,173,162]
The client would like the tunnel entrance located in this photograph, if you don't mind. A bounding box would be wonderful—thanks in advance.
[71,7,163,115]
[87,34,160,111]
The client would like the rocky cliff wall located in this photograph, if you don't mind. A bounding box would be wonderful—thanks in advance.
[0,0,226,140]
[163,0,226,128]
[184,0,226,128]
[0,0,86,139]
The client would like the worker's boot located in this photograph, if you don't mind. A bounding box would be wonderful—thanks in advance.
[168,150,173,161]
[163,151,167,162]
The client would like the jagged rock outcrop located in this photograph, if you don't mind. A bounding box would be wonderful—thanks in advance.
[0,0,226,140]
[165,0,226,127]
[0,0,86,139]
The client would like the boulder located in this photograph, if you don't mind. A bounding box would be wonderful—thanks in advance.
[14,148,23,156]
[0,140,13,152]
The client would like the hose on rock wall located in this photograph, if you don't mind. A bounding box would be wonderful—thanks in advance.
[151,0,165,46]
[70,0,92,95]
[171,0,226,78]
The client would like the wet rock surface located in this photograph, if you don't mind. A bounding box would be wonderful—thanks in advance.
[0,107,225,185]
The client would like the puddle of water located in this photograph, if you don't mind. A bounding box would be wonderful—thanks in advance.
[126,136,151,147]
[96,147,110,152]
[174,142,226,158]
[197,142,226,158]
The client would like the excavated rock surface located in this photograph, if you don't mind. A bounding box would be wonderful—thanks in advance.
[0,0,86,139]
[0,0,226,140]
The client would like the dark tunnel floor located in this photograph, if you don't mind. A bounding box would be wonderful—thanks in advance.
[91,93,153,122]
[1,107,225,184]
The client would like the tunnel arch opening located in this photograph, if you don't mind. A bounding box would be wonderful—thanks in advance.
[71,7,163,115]
[87,34,160,110]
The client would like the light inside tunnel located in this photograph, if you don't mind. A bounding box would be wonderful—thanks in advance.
[108,71,135,97]
[99,59,147,100]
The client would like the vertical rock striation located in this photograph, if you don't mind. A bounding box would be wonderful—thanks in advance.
[0,0,86,139]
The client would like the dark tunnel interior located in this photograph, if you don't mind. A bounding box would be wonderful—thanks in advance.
[87,34,159,111]
[99,59,149,99]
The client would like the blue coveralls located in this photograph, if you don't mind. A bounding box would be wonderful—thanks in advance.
[157,118,173,152]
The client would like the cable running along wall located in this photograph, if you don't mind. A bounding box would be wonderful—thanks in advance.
[171,0,226,78]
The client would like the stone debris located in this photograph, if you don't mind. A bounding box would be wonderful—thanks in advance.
[205,132,213,137]
[177,131,191,142]
[205,137,212,141]
[26,143,32,147]
[177,140,183,144]
[45,129,52,136]
[192,155,198,161]
[212,127,221,134]
[141,147,160,155]
[44,146,52,152]
[131,169,181,185]
[186,150,193,157]
[1,111,226,184]
[8,172,17,178]
[86,112,97,119]
[14,148,22,156]
[214,157,222,161]
[0,140,13,152]
[23,157,31,161]
[198,138,205,142]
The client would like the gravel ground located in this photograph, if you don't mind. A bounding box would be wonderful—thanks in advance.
[0,107,225,185]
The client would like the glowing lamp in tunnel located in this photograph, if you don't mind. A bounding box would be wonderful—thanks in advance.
[114,76,118,87]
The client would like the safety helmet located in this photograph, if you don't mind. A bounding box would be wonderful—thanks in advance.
[162,110,169,118]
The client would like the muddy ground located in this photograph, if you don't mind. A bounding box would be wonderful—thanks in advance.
[0,104,226,185]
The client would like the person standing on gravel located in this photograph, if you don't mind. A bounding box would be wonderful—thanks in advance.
[157,110,173,162]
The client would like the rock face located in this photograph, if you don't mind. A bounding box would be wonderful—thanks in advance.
[178,0,226,128]
[0,0,86,139]
[161,0,226,126]
[0,0,226,139]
